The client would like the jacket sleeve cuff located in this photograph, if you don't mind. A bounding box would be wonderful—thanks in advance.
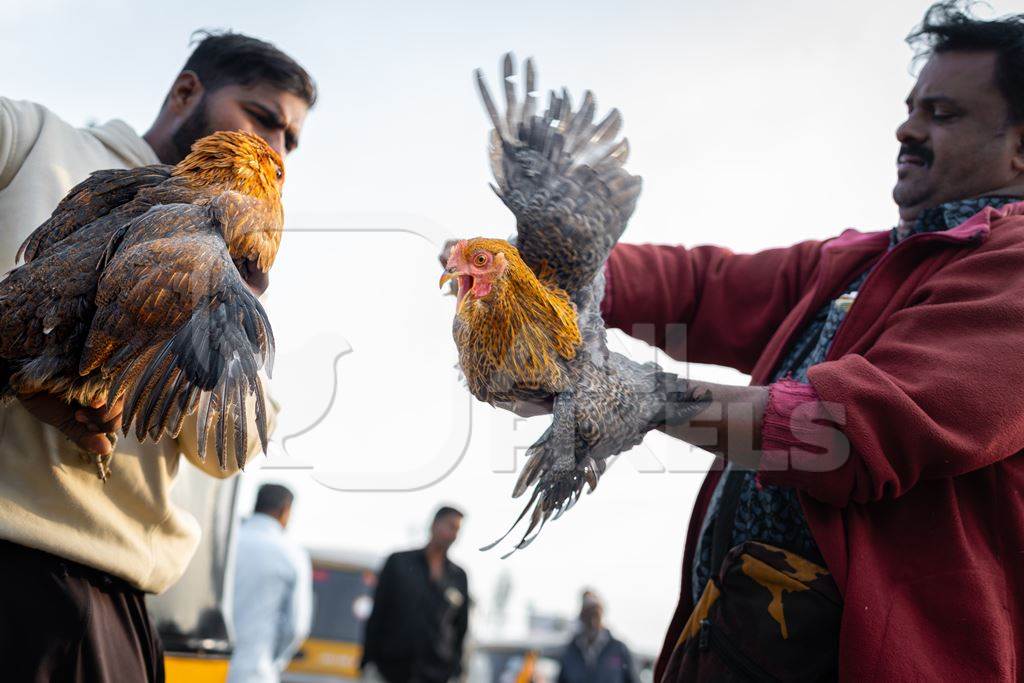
[758,379,855,506]
[760,379,820,451]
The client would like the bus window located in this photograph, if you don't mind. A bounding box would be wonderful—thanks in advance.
[309,566,374,643]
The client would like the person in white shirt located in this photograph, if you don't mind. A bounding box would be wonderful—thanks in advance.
[229,484,313,683]
[0,31,314,683]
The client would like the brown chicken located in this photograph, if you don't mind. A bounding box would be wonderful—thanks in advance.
[0,131,282,478]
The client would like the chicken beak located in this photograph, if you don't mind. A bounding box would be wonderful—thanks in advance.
[439,270,455,289]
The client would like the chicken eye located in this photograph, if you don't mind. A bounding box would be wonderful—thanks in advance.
[473,253,489,267]
[275,167,283,180]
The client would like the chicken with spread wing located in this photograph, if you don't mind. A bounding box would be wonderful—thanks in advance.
[441,55,709,553]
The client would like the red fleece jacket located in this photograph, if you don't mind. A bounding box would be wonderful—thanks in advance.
[603,204,1024,682]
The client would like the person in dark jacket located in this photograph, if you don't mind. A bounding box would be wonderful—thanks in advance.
[361,506,469,683]
[558,591,639,683]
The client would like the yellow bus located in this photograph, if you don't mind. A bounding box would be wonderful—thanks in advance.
[284,548,382,682]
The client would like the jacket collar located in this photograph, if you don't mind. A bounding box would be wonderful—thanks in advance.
[895,195,1021,243]
[824,199,1024,254]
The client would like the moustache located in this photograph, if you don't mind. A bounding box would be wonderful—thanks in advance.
[899,144,934,166]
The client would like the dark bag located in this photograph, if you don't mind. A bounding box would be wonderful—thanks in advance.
[660,542,842,682]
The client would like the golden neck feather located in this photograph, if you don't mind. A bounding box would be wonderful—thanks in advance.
[461,261,582,370]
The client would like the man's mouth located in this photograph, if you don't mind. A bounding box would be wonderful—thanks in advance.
[896,145,932,175]
[897,154,927,168]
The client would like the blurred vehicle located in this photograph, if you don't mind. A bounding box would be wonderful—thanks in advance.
[467,636,656,683]
[467,635,564,683]
[283,548,383,682]
[146,463,241,683]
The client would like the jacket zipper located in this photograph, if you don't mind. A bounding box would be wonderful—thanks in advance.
[823,228,983,362]
[700,619,781,682]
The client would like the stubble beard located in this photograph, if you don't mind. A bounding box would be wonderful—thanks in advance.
[170,97,212,165]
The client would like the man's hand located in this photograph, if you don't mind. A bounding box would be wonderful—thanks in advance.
[18,392,124,455]
[496,381,771,469]
[663,382,769,469]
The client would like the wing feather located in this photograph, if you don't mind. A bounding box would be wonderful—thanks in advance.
[84,209,274,469]
[18,165,173,263]
[475,54,642,297]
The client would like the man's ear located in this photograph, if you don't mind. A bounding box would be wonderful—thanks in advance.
[164,70,205,116]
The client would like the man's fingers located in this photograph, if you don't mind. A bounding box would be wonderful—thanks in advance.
[95,398,124,433]
[76,432,113,456]
[92,413,122,435]
[98,396,124,420]
[17,392,116,454]
[59,418,113,456]
[75,398,124,433]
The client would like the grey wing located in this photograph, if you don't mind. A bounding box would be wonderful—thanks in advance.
[18,165,173,263]
[476,53,641,297]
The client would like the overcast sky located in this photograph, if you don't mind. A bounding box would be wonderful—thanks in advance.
[7,0,1024,654]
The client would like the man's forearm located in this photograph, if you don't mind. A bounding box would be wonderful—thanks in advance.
[662,381,768,469]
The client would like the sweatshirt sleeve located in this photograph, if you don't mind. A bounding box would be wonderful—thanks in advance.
[759,238,1024,506]
[0,98,45,193]
[602,240,824,372]
[175,373,280,478]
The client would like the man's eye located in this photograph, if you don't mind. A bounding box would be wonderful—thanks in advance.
[248,110,277,130]
[933,111,956,121]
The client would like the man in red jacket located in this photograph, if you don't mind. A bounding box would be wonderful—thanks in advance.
[603,3,1024,680]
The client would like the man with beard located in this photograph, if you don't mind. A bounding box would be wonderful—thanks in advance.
[601,2,1024,680]
[0,32,314,682]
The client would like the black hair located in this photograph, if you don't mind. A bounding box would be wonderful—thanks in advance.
[254,483,294,515]
[432,505,464,524]
[908,2,1024,122]
[183,30,317,107]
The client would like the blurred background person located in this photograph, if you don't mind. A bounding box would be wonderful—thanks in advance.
[558,591,639,683]
[362,506,469,683]
[229,484,313,683]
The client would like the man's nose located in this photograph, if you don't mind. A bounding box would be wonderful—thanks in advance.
[895,115,926,145]
[255,131,286,158]
[268,137,286,158]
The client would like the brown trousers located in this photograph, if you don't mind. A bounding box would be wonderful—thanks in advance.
[0,540,164,683]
